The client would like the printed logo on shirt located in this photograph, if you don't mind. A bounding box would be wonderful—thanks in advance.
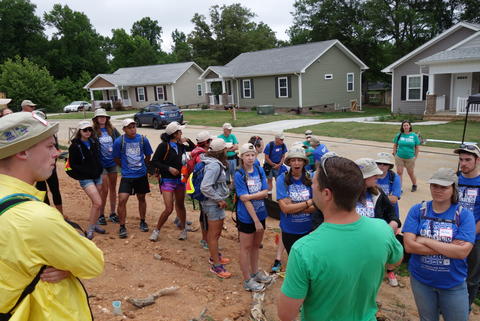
[400,136,415,143]
[458,186,479,212]
[287,183,311,224]
[125,142,142,169]
[99,133,114,155]
[247,174,264,213]
[418,220,457,272]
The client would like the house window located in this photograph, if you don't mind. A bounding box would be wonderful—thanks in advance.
[243,79,251,98]
[407,75,422,101]
[277,77,288,98]
[347,73,354,92]
[137,87,146,101]
[324,74,333,80]
[196,83,203,96]
[157,86,164,100]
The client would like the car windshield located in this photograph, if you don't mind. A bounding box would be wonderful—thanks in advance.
[160,106,178,111]
[71,101,83,105]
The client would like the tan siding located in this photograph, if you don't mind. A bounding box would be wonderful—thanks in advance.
[173,66,205,106]
[89,77,115,88]
[238,75,299,108]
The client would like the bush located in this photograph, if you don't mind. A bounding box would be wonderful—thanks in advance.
[112,100,123,111]
[251,106,257,111]
[200,104,209,110]
[100,102,112,111]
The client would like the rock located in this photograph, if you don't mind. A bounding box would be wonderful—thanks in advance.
[100,307,110,313]
[153,254,162,260]
[124,311,136,319]
[125,241,129,245]
[138,283,144,288]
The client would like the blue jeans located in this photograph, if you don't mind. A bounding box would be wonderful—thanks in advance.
[410,277,469,321]
[226,158,237,183]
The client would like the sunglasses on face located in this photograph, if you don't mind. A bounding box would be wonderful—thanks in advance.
[81,127,93,132]
[376,163,390,166]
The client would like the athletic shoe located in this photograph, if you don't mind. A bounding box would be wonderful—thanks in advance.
[387,271,399,287]
[271,260,282,273]
[94,225,106,234]
[411,185,417,192]
[97,216,107,225]
[149,229,160,242]
[244,278,265,292]
[139,220,149,232]
[200,239,209,249]
[86,229,94,240]
[253,271,273,283]
[174,217,192,228]
[210,264,232,279]
[209,254,230,265]
[119,226,128,239]
[178,229,187,240]
[109,213,120,223]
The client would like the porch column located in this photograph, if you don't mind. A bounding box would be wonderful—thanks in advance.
[428,74,435,94]
[89,89,94,101]
[171,85,176,104]
[221,80,226,93]
[116,87,121,101]
[297,74,303,109]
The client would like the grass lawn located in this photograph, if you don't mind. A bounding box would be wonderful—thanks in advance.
[287,120,479,148]
[48,110,134,119]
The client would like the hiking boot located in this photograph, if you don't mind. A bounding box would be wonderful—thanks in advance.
[97,215,107,225]
[411,185,418,192]
[244,278,265,292]
[178,229,187,240]
[387,271,399,287]
[253,271,273,284]
[210,264,232,279]
[200,239,209,249]
[139,220,149,232]
[109,213,120,223]
[149,229,160,242]
[271,260,282,273]
[209,253,230,265]
[94,225,106,234]
[119,226,128,239]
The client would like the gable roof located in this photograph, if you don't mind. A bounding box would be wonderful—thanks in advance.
[381,22,480,73]
[84,62,203,89]
[417,47,480,65]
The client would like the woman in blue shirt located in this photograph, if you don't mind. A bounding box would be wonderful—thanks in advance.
[375,152,402,218]
[277,147,315,254]
[403,168,475,321]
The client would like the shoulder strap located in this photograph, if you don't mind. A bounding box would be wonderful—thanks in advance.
[458,183,480,188]
[420,201,427,220]
[388,170,395,193]
[455,204,463,227]
[120,134,125,152]
[0,197,30,216]
[163,141,170,161]
[268,141,274,158]
[394,133,401,145]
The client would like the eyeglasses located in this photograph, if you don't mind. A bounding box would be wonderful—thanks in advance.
[81,127,93,132]
[319,153,338,179]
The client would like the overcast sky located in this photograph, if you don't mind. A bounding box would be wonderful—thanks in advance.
[34,0,296,52]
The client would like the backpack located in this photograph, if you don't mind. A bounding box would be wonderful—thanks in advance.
[419,201,462,227]
[187,161,221,201]
[387,169,395,195]
[64,143,84,180]
[185,148,205,178]
[120,134,145,153]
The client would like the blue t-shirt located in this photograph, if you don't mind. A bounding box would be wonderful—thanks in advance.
[112,134,153,178]
[81,139,91,150]
[356,192,375,218]
[458,174,480,241]
[276,173,312,234]
[264,142,287,164]
[98,128,116,168]
[377,172,402,218]
[254,158,261,167]
[403,201,475,289]
[313,144,329,163]
[234,166,268,224]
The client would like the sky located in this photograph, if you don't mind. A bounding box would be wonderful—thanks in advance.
[34,0,296,52]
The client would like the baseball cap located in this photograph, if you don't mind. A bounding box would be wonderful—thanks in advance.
[196,130,212,143]
[78,120,91,130]
[305,130,313,136]
[428,168,458,187]
[275,132,285,140]
[285,147,309,165]
[222,123,233,130]
[122,118,135,128]
[375,152,395,166]
[0,112,59,159]
[355,158,383,179]
[309,136,320,145]
[210,138,226,152]
[0,98,12,105]
[21,100,37,108]
[239,143,256,155]
[92,108,110,119]
[454,144,480,157]
[165,121,185,135]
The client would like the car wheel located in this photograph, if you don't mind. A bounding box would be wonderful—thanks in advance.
[135,117,142,127]
[153,119,161,129]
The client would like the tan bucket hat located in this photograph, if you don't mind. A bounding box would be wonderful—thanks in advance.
[428,168,458,187]
[355,158,383,179]
[92,108,110,119]
[375,152,395,166]
[239,143,256,155]
[285,146,309,165]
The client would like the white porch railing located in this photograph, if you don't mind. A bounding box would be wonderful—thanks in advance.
[456,97,480,115]
[209,95,215,105]
[122,99,132,107]
[93,100,112,109]
[436,95,445,112]
[228,95,233,104]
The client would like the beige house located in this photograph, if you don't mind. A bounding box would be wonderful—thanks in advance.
[84,62,205,109]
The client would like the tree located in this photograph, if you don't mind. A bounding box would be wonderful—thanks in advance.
[131,17,163,50]
[171,29,192,62]
[55,71,91,104]
[0,57,60,112]
[188,13,218,68]
[109,28,159,70]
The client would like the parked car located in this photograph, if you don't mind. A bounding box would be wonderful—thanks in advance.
[134,103,184,129]
[63,101,92,113]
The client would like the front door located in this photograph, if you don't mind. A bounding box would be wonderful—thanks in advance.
[452,73,471,111]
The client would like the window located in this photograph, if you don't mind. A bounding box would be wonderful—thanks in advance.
[277,77,288,98]
[324,74,333,80]
[407,75,422,101]
[196,83,203,96]
[156,86,164,100]
[243,79,251,98]
[137,87,145,101]
[347,73,354,92]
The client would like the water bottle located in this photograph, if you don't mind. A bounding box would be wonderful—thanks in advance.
[112,300,122,316]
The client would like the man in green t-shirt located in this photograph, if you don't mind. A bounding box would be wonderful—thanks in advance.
[217,122,239,185]
[278,156,403,321]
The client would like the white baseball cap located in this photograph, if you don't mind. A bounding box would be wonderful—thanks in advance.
[222,123,233,130]
[122,118,135,128]
[78,120,92,130]
[355,158,383,179]
[239,143,256,155]
[165,121,185,135]
[196,130,212,143]
[210,138,227,152]
[275,132,285,140]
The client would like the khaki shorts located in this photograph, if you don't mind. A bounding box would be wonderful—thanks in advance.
[395,154,416,170]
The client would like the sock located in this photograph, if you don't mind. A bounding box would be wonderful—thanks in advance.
[120,224,125,228]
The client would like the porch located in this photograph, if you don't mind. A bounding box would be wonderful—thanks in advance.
[204,78,235,106]
[88,87,132,109]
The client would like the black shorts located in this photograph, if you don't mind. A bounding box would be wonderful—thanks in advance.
[282,231,309,254]
[118,175,150,195]
[237,219,266,234]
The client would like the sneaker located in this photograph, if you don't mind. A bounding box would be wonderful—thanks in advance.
[149,229,160,242]
[253,271,273,283]
[271,260,282,273]
[387,271,399,287]
[174,217,192,228]
[178,229,187,240]
[200,239,209,249]
[119,226,128,239]
[94,225,106,234]
[209,254,230,265]
[139,220,149,232]
[243,278,265,292]
[86,229,94,240]
[210,264,232,279]
[97,216,107,225]
[411,185,417,192]
[109,213,120,223]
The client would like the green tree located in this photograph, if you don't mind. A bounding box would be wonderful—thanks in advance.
[109,28,159,70]
[131,17,163,50]
[55,71,91,104]
[171,29,192,62]
[0,56,60,112]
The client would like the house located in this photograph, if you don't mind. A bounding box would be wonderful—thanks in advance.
[366,82,391,105]
[199,40,369,112]
[382,22,480,116]
[84,62,205,109]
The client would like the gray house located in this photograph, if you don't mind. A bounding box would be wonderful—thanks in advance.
[382,22,480,115]
[199,40,368,112]
[84,62,205,109]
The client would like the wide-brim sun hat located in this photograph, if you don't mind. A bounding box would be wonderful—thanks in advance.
[285,147,309,165]
[0,98,12,105]
[428,168,458,187]
[355,158,383,179]
[375,152,395,166]
[92,108,110,119]
[222,123,233,130]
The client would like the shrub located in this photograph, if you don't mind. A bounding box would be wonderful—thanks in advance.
[201,104,209,110]
[100,102,112,111]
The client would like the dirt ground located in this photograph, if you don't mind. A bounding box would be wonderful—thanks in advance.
[50,119,480,321]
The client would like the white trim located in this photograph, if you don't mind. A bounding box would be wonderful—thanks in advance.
[83,74,116,89]
[87,86,116,91]
[346,73,354,92]
[448,31,480,50]
[277,76,289,98]
[298,74,303,108]
[137,87,146,102]
[242,79,252,99]
[156,86,165,100]
[406,75,423,101]
[173,62,204,83]
[390,71,394,113]
[171,85,176,105]
[196,83,203,96]
[382,22,480,73]
[450,72,472,110]
[359,71,363,110]
[324,74,333,80]
[236,79,240,105]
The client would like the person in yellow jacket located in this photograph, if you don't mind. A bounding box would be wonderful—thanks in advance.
[0,112,104,320]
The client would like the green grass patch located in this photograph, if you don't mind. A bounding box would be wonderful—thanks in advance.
[49,110,134,119]
[286,120,479,149]
[396,262,410,277]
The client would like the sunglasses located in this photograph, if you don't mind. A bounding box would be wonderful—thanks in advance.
[81,127,93,132]
[319,153,338,179]
[459,144,478,151]
[376,163,390,166]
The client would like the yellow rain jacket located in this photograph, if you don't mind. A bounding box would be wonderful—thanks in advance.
[0,174,104,320]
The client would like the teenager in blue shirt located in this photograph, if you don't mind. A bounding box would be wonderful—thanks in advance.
[375,152,402,218]
[264,133,287,194]
[310,136,329,165]
[403,168,475,321]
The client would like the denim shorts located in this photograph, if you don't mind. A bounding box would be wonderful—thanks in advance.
[102,165,118,175]
[79,177,102,189]
[266,167,281,179]
[202,204,226,221]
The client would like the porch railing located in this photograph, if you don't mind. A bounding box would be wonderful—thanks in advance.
[93,100,112,109]
[457,97,480,115]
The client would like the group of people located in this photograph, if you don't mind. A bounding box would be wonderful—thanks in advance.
[1,106,480,321]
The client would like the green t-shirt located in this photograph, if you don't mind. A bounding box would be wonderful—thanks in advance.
[218,133,239,157]
[281,216,403,321]
[393,132,420,159]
